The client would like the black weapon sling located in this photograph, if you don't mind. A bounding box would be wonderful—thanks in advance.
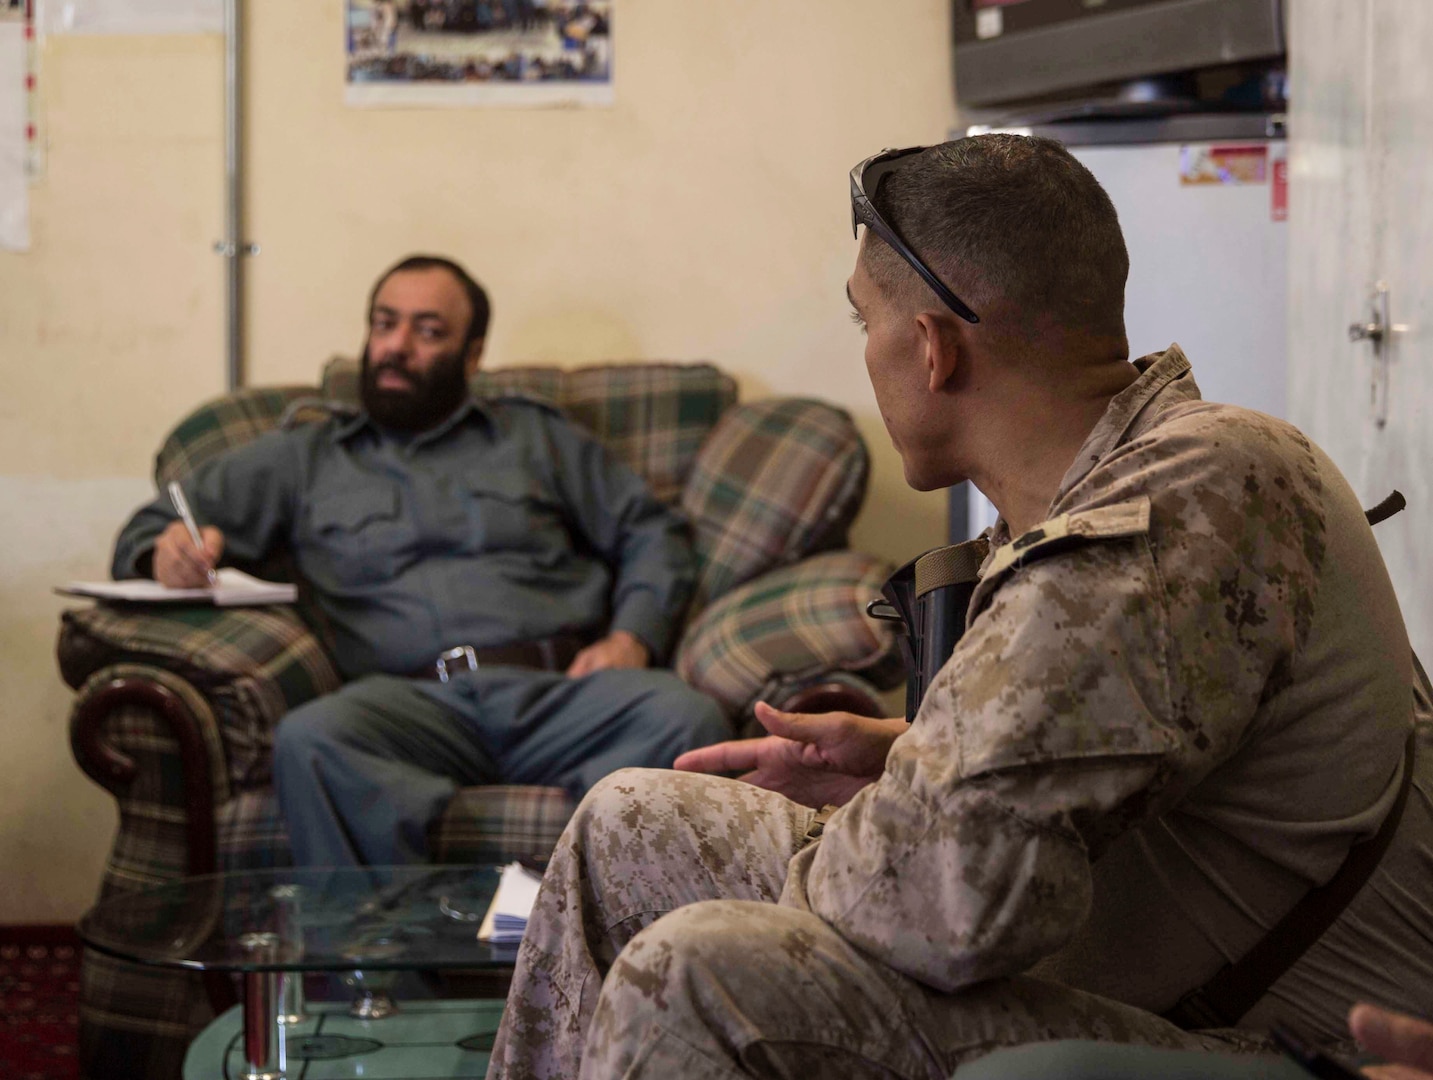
[1163,729,1415,1029]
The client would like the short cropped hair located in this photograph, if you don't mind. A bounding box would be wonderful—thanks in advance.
[368,255,492,346]
[866,135,1128,335]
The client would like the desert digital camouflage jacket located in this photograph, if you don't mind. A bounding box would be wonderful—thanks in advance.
[781,345,1431,1040]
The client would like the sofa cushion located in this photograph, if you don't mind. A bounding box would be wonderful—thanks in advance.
[219,785,575,873]
[680,399,870,610]
[59,605,341,790]
[675,550,899,715]
[321,358,737,504]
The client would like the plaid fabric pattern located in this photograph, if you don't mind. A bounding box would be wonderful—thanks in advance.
[219,785,575,872]
[675,550,900,714]
[71,665,224,1080]
[680,399,870,612]
[153,386,318,485]
[217,789,290,873]
[322,357,736,504]
[73,664,232,885]
[60,605,340,790]
[429,785,576,866]
[79,949,208,1080]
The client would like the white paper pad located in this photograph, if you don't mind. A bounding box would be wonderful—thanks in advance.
[57,567,297,607]
[477,862,543,945]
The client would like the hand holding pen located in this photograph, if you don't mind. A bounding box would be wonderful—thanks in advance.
[152,481,225,588]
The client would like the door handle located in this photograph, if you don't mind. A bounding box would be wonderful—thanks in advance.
[1348,284,1393,428]
[1349,284,1391,345]
[1348,319,1384,343]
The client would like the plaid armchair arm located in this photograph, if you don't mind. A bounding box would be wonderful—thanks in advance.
[59,603,341,794]
[69,664,232,884]
[67,664,236,1080]
[59,607,340,1080]
[675,550,904,722]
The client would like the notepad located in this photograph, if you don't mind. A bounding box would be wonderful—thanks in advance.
[57,568,298,607]
[477,862,544,945]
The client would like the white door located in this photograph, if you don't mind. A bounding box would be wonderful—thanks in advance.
[1288,0,1433,660]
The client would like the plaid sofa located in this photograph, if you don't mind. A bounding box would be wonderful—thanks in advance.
[59,359,903,1079]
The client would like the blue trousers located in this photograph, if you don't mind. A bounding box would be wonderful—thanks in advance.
[271,667,730,867]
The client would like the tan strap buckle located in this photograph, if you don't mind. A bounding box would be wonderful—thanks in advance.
[803,803,840,844]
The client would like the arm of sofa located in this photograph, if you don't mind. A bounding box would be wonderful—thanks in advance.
[60,603,341,795]
[69,664,233,882]
[674,550,904,724]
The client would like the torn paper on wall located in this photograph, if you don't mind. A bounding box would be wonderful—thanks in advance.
[0,20,28,252]
[37,0,223,36]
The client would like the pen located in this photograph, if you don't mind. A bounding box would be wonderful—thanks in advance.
[167,480,219,587]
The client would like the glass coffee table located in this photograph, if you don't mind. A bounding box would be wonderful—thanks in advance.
[77,865,522,1079]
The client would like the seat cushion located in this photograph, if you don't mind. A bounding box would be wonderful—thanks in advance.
[321,358,737,504]
[219,785,576,872]
[675,550,900,714]
[680,399,870,610]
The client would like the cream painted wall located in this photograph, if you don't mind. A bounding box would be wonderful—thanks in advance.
[0,3,955,922]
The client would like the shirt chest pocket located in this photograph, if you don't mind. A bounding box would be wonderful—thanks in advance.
[461,473,570,561]
[304,487,412,585]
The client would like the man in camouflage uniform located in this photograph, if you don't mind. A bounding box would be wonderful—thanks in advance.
[487,136,1432,1079]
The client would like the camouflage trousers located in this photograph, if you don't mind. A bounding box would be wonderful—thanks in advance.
[486,768,1240,1080]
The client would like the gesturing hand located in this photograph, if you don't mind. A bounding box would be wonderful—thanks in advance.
[1351,1004,1433,1080]
[152,520,225,588]
[566,630,650,678]
[673,702,907,809]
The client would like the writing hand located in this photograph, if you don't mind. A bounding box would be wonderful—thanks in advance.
[1351,1004,1433,1080]
[673,702,907,809]
[566,630,650,677]
[153,520,225,588]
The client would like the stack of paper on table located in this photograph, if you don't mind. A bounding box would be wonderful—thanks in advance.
[57,568,297,607]
[478,862,544,944]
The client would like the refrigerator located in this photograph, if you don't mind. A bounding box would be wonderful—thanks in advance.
[954,114,1289,540]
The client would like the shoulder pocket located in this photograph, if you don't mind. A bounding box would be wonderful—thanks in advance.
[987,497,1151,580]
[969,498,1152,618]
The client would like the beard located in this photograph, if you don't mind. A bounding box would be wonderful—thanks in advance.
[360,343,471,432]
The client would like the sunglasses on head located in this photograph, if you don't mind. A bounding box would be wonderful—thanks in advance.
[850,146,980,325]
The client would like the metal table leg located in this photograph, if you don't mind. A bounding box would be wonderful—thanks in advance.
[239,933,286,1080]
[269,885,309,1026]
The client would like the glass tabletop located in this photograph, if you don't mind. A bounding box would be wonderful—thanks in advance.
[77,865,522,973]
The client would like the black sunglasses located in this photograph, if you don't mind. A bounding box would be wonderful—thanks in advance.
[850,146,980,324]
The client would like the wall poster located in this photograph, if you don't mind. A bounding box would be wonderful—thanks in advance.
[345,0,612,108]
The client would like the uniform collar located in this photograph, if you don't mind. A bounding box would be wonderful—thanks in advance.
[978,344,1197,565]
[333,394,492,446]
[1053,344,1197,498]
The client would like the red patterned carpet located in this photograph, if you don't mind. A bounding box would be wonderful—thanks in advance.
[0,927,80,1080]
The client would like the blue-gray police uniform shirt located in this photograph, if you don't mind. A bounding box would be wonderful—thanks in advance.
[111,396,697,680]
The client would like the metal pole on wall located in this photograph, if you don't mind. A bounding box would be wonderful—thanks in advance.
[217,0,257,390]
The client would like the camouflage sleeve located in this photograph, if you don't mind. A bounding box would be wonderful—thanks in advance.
[780,527,1201,993]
